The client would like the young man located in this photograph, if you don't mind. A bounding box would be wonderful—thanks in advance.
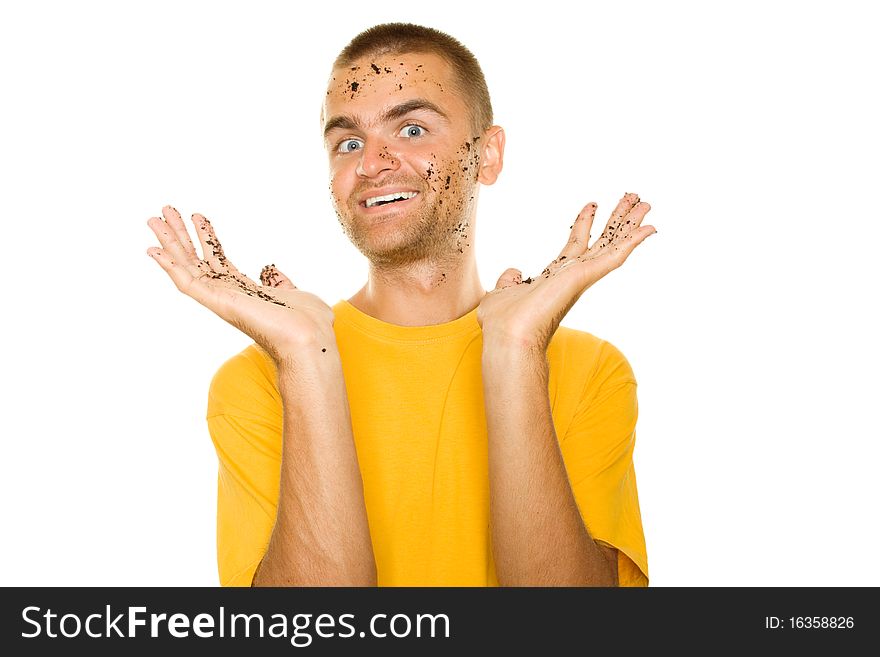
[146,23,656,587]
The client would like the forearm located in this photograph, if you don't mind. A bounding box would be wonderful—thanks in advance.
[482,339,616,586]
[253,344,376,586]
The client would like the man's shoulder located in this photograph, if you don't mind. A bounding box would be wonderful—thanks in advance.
[549,325,605,355]
[548,326,637,394]
[207,343,279,419]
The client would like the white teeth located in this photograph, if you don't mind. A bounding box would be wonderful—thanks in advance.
[365,191,417,208]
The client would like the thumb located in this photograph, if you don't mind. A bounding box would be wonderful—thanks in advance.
[493,267,523,290]
[259,264,297,289]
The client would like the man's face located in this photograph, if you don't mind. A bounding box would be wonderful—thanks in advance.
[322,52,483,267]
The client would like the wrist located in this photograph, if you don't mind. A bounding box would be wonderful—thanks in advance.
[275,347,349,423]
[481,327,548,360]
[275,339,342,379]
[481,336,549,379]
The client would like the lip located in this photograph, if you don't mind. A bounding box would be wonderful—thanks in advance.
[357,189,421,214]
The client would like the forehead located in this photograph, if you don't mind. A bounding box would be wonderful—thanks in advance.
[322,51,467,130]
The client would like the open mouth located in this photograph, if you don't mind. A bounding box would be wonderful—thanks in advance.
[361,191,420,210]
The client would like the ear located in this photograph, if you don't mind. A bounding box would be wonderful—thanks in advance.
[476,125,505,186]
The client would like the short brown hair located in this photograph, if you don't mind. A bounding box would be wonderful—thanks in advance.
[332,23,493,135]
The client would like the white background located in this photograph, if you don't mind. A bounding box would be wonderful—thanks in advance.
[2,0,877,586]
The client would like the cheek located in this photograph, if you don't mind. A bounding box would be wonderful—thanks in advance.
[328,160,355,195]
[432,140,481,192]
[416,154,437,183]
[429,152,477,202]
[328,172,348,210]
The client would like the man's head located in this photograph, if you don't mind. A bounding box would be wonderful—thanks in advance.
[322,23,504,269]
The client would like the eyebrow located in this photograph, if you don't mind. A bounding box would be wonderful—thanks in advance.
[323,98,450,141]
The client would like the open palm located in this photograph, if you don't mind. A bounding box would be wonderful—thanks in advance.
[478,193,656,351]
[146,205,335,360]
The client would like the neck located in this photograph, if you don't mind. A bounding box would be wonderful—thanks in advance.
[348,250,485,326]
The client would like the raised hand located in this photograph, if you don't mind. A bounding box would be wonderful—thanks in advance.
[146,205,335,361]
[477,193,656,352]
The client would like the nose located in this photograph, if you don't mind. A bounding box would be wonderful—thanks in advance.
[356,140,400,178]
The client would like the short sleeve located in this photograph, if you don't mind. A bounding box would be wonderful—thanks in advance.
[559,340,649,587]
[206,345,283,587]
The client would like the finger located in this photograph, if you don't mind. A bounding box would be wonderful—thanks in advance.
[147,216,206,279]
[191,213,234,274]
[591,192,640,251]
[189,212,264,289]
[147,246,287,317]
[161,205,198,261]
[493,267,523,290]
[260,264,297,289]
[590,201,651,259]
[150,215,264,305]
[556,202,597,262]
[611,223,657,262]
[580,223,657,272]
[616,202,652,240]
[146,246,201,298]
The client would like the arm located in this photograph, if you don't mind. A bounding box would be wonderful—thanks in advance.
[482,341,618,586]
[147,205,376,586]
[252,347,376,586]
[478,193,655,586]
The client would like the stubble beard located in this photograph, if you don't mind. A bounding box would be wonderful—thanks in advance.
[333,181,471,270]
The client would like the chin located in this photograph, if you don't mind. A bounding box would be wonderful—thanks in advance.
[341,203,458,266]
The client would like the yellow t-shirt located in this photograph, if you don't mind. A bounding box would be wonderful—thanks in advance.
[207,300,649,587]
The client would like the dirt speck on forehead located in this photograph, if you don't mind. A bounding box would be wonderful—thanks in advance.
[327,60,425,101]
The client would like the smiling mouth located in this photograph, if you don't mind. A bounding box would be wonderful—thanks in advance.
[362,191,420,208]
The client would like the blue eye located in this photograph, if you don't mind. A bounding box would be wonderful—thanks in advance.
[337,138,363,153]
[401,124,425,138]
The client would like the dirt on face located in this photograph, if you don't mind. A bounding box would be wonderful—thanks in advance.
[323,54,484,269]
